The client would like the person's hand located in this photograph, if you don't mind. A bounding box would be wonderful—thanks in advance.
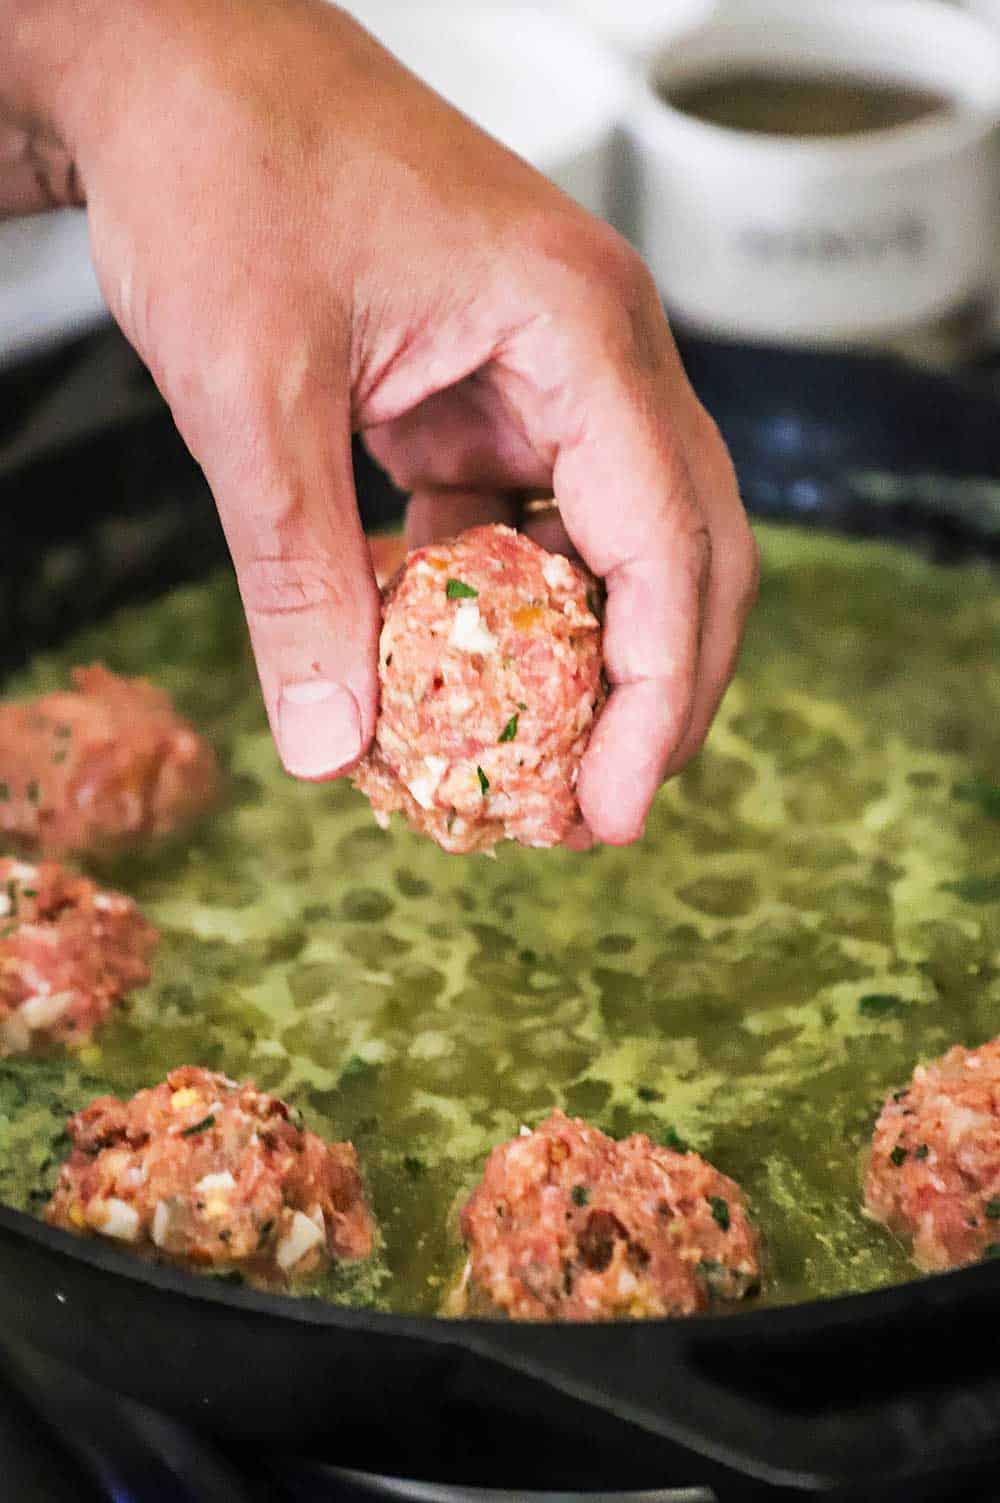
[6,0,757,845]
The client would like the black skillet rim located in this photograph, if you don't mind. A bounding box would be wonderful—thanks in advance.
[0,1178,1000,1348]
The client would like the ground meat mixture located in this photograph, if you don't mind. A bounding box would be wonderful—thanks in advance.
[0,665,219,856]
[865,1037,1000,1271]
[46,1067,375,1286]
[354,525,604,854]
[0,857,157,1056]
[455,1111,761,1321]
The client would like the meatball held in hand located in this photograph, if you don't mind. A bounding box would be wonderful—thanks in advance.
[454,1111,761,1321]
[865,1037,1000,1272]
[46,1067,375,1288]
[353,526,604,854]
[0,857,157,1056]
[0,666,219,857]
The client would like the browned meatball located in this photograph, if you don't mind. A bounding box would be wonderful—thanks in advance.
[354,526,604,854]
[865,1037,1000,1272]
[0,665,219,856]
[0,856,157,1055]
[46,1066,375,1287]
[456,1111,761,1321]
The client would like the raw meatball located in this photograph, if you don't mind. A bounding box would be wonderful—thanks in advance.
[0,857,157,1056]
[865,1037,1000,1271]
[354,525,603,854]
[46,1066,375,1287]
[0,665,219,856]
[455,1111,761,1321]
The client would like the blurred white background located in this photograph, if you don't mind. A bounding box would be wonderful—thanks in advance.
[2,0,998,365]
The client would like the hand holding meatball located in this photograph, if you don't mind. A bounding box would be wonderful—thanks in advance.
[4,0,757,848]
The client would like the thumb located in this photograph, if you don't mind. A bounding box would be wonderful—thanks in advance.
[178,359,381,780]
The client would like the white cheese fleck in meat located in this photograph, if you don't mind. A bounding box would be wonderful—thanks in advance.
[98,1198,141,1242]
[406,754,449,811]
[19,991,73,1030]
[151,1200,171,1248]
[542,554,574,591]
[942,1101,992,1147]
[448,602,497,655]
[195,1170,237,1194]
[276,1209,326,1271]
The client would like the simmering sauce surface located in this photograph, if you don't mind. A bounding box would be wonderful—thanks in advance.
[0,523,998,1314]
[662,70,950,137]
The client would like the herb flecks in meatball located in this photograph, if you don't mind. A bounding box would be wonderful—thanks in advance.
[455,1110,760,1321]
[46,1066,375,1287]
[866,1037,1000,1272]
[0,665,219,856]
[0,857,157,1055]
[354,526,604,854]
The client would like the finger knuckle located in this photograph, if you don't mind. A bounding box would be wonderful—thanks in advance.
[581,220,654,301]
[587,251,662,369]
[723,515,760,617]
[239,555,344,621]
[740,525,762,612]
[677,504,713,583]
[534,213,662,364]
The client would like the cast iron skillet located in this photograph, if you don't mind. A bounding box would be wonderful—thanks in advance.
[0,329,999,1497]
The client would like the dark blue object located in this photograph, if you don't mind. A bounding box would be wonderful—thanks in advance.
[674,331,1000,553]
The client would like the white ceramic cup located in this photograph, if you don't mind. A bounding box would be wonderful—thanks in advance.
[553,0,716,61]
[966,1,1000,31]
[626,0,1000,344]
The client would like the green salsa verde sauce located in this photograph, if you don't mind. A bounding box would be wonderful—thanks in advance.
[1,522,999,1314]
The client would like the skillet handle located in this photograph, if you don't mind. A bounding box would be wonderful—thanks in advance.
[459,1271,1000,1494]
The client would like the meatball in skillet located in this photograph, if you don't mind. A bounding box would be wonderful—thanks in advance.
[0,856,157,1056]
[866,1037,1000,1272]
[0,665,218,856]
[454,1111,761,1321]
[46,1067,375,1287]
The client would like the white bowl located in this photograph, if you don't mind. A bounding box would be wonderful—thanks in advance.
[627,0,1000,344]
[552,0,716,61]
[966,0,1000,29]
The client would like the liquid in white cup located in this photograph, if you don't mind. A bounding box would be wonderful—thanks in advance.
[627,0,1000,347]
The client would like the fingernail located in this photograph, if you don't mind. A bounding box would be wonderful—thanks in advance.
[278,680,363,779]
